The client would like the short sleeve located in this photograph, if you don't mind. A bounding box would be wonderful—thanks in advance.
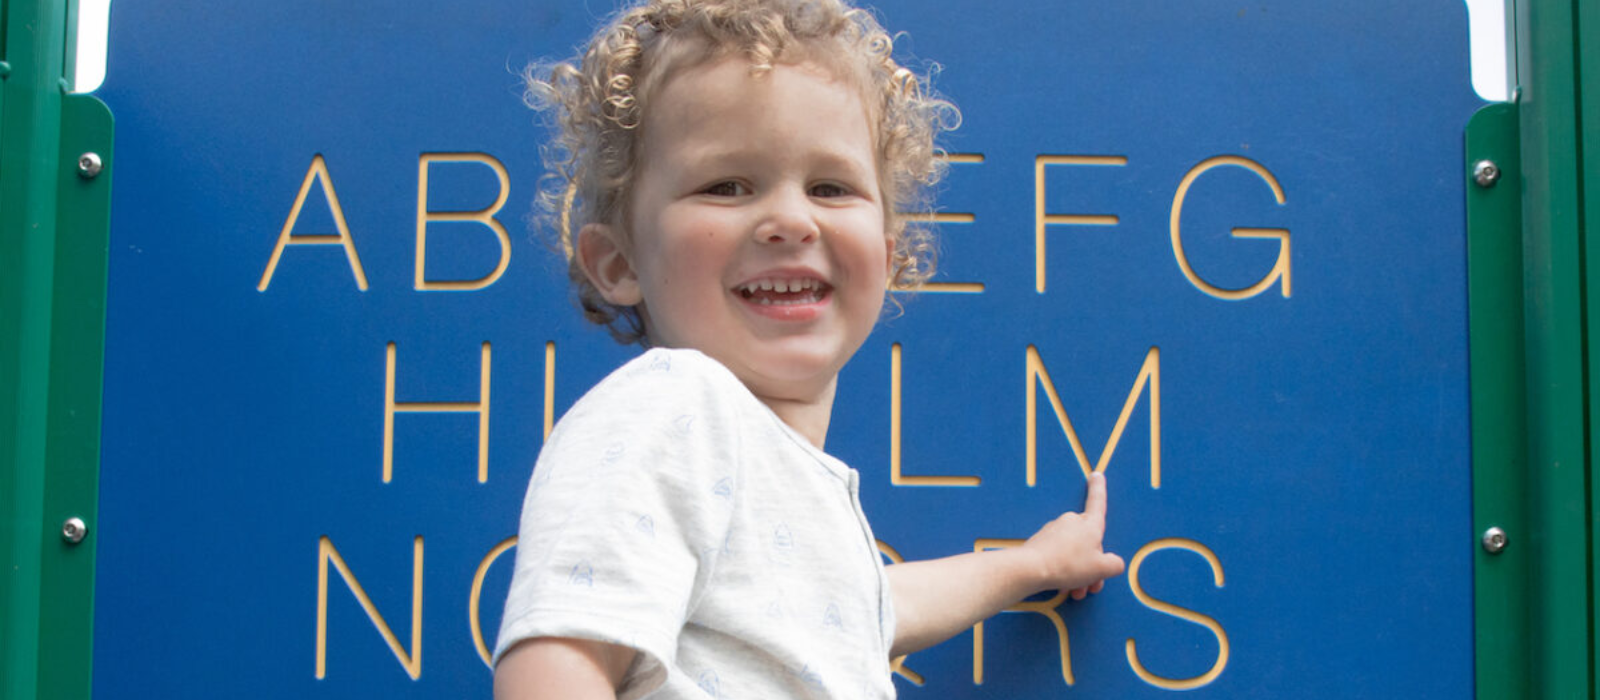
[493,349,745,698]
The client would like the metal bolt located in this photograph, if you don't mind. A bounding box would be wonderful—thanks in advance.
[1473,160,1500,188]
[77,152,103,179]
[62,517,88,544]
[1481,526,1507,554]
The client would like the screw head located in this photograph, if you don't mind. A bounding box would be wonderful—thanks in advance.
[1482,526,1508,554]
[77,152,103,179]
[1473,160,1500,188]
[62,517,88,544]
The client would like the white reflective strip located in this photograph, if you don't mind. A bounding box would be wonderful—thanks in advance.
[72,0,112,93]
[1467,0,1511,102]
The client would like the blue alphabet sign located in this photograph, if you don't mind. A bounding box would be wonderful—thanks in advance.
[92,1,1481,697]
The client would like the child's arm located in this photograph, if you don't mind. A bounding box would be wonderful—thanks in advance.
[493,637,637,700]
[885,472,1125,658]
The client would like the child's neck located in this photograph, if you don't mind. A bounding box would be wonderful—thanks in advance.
[756,381,836,450]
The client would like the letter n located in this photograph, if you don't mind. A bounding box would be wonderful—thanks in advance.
[315,536,423,679]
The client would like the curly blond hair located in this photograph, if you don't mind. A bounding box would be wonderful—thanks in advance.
[524,0,958,344]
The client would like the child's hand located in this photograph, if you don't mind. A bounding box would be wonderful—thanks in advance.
[1021,471,1126,600]
[887,470,1126,656]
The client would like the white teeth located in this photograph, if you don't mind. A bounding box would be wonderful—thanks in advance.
[738,278,821,293]
[735,277,826,303]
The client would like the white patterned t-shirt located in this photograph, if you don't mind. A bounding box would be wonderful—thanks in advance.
[494,348,897,699]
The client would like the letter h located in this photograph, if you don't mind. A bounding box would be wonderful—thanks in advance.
[382,341,491,483]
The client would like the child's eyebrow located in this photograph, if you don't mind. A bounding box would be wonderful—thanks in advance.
[675,144,876,178]
[806,149,877,175]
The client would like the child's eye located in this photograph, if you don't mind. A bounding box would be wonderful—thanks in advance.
[810,182,852,198]
[702,181,749,197]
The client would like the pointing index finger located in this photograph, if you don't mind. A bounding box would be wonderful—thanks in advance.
[1083,471,1108,523]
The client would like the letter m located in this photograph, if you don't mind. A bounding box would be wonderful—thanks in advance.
[1026,346,1160,488]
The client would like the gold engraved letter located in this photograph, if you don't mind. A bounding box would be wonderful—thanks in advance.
[470,536,518,667]
[415,153,512,291]
[890,343,981,487]
[971,539,1074,685]
[258,155,369,291]
[1126,538,1229,689]
[544,342,556,441]
[1034,155,1127,293]
[1169,155,1290,300]
[383,341,492,483]
[315,536,424,679]
[898,153,986,293]
[1026,346,1160,488]
[875,540,924,685]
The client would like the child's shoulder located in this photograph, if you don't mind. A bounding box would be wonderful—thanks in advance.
[551,348,758,441]
[587,347,745,401]
[534,348,770,485]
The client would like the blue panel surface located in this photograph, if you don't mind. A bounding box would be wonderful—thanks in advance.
[93,1,1481,697]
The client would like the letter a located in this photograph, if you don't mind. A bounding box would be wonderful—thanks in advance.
[259,155,370,291]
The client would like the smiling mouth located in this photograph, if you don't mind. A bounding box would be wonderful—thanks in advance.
[733,278,831,306]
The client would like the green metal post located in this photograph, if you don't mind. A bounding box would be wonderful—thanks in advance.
[1471,0,1600,697]
[1580,0,1600,692]
[0,1,69,698]
[0,1,111,699]
[1513,0,1594,696]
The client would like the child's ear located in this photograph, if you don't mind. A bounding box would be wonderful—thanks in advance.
[577,223,643,306]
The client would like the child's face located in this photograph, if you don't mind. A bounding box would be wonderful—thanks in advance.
[585,56,891,406]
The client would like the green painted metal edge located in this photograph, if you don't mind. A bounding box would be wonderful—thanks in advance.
[0,0,8,143]
[37,89,112,700]
[1468,101,1529,700]
[58,0,73,92]
[1,0,108,699]
[1578,0,1600,690]
[1,0,69,697]
[1515,0,1593,695]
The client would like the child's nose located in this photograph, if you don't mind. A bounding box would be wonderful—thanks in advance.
[752,190,819,244]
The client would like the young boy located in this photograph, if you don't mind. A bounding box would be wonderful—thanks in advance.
[494,1,1125,697]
